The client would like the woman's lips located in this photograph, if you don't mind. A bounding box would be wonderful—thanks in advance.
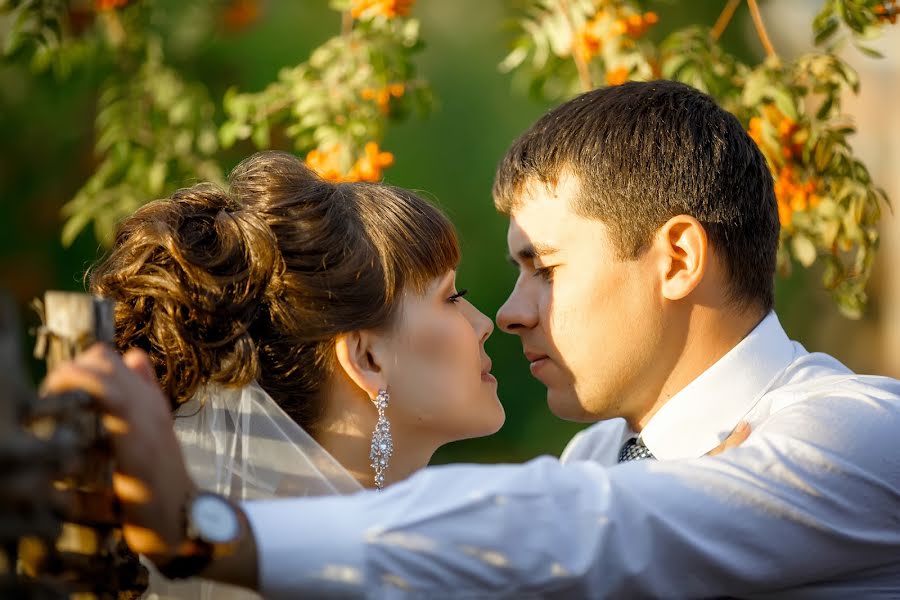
[481,359,496,383]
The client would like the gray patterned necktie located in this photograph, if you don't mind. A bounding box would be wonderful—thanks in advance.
[618,437,656,463]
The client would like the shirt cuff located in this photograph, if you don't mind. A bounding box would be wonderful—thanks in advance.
[242,496,368,599]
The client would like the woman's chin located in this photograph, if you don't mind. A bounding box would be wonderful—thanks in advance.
[477,396,506,437]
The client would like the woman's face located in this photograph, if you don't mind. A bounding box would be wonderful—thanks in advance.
[383,271,505,446]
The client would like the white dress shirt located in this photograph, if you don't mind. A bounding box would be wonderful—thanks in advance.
[243,312,900,598]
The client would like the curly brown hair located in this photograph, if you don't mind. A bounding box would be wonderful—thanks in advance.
[90,151,460,431]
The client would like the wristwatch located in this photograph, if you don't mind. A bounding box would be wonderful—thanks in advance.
[156,490,243,580]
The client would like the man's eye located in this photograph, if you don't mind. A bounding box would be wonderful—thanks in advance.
[533,266,555,282]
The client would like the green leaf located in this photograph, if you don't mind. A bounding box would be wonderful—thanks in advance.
[855,44,884,59]
[813,18,840,46]
[770,88,798,121]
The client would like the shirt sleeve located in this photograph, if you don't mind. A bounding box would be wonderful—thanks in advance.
[242,388,900,599]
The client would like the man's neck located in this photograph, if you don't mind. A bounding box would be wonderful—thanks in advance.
[627,306,767,433]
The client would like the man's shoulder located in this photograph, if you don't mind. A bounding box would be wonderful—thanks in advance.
[560,418,630,465]
[758,352,900,442]
[769,350,900,406]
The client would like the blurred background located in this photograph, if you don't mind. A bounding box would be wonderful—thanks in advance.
[1,0,897,465]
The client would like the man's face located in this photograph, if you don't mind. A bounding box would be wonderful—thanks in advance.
[497,173,665,422]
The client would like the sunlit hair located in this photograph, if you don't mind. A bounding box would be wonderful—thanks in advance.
[91,151,460,430]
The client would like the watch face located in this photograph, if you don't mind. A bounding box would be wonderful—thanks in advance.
[191,494,240,544]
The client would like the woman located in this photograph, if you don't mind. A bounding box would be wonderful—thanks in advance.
[91,151,505,598]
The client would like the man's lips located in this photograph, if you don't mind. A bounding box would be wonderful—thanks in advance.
[524,350,551,377]
[524,350,548,363]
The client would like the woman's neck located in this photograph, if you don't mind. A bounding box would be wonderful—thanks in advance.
[314,391,440,490]
[314,428,432,490]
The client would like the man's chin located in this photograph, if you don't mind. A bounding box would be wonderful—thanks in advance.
[546,389,598,423]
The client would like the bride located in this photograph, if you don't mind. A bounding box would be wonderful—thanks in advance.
[90,151,505,597]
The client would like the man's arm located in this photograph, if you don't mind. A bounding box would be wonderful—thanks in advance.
[42,345,900,598]
[242,390,900,598]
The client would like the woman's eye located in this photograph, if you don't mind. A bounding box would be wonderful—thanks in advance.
[448,288,469,304]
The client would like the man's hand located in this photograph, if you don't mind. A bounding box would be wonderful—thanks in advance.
[706,421,751,457]
[41,344,196,564]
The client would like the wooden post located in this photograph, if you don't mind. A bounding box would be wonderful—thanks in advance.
[16,291,149,599]
[0,292,65,598]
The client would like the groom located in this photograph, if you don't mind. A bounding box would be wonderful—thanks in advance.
[44,81,900,597]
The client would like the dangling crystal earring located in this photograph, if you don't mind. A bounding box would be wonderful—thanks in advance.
[369,389,393,491]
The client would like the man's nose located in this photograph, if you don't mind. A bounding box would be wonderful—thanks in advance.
[496,282,537,334]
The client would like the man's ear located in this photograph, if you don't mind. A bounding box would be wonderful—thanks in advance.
[333,331,388,399]
[655,215,709,302]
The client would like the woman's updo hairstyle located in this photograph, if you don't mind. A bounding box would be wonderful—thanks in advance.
[91,151,460,430]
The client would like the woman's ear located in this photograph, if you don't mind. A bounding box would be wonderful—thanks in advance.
[656,215,709,302]
[333,331,388,399]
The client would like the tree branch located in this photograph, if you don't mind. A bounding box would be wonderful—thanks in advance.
[747,0,777,58]
[558,0,593,92]
[711,0,741,41]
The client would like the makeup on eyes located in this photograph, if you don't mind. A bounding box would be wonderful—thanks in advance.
[449,289,469,303]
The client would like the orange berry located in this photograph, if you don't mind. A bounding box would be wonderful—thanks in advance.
[351,0,414,19]
[222,0,261,31]
[574,29,602,62]
[777,200,793,228]
[605,66,630,86]
[349,142,394,182]
[306,144,346,182]
[95,0,129,10]
[790,190,808,212]
[777,119,796,137]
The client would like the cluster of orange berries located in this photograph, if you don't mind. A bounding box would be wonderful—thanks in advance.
[94,0,130,11]
[222,0,261,31]
[306,141,394,183]
[361,83,406,114]
[876,1,898,24]
[350,0,415,20]
[573,9,658,63]
[748,105,820,228]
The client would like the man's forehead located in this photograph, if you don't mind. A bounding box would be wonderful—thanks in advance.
[506,210,564,259]
[506,174,582,246]
[511,170,582,209]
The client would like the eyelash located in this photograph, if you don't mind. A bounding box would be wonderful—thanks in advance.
[533,266,555,282]
[449,288,469,303]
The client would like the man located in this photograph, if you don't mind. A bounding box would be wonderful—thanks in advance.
[44,81,900,597]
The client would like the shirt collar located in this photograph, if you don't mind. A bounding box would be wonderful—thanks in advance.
[640,311,796,460]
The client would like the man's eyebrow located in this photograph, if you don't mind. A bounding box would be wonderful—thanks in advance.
[507,242,560,264]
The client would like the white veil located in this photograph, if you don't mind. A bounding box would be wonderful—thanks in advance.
[143,382,362,599]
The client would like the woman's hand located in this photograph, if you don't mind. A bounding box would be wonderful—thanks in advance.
[706,421,751,457]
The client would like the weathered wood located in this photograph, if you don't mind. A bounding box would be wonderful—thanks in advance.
[0,291,149,599]
[0,292,64,599]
